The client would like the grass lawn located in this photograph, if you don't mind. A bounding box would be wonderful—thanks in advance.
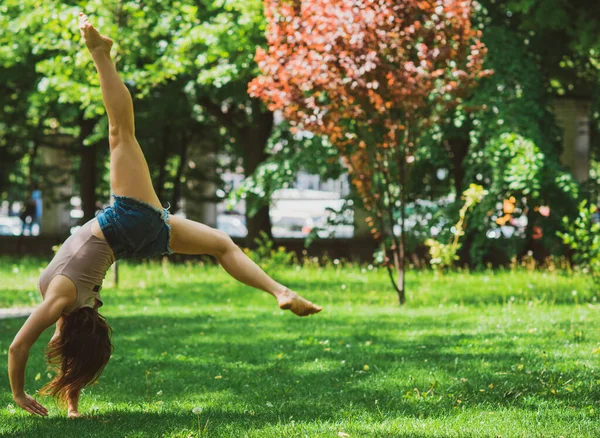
[0,257,599,437]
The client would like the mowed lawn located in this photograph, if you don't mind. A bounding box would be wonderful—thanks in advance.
[0,257,599,437]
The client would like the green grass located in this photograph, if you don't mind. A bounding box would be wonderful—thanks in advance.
[0,257,599,437]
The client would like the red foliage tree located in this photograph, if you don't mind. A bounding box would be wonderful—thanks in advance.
[250,0,491,303]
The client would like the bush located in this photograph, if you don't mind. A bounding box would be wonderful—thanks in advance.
[558,200,600,281]
[426,184,488,271]
[244,231,298,271]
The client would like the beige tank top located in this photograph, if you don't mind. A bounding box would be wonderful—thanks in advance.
[38,219,115,315]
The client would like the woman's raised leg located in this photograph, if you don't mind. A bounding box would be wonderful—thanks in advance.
[169,216,323,317]
[80,14,321,317]
[79,13,161,210]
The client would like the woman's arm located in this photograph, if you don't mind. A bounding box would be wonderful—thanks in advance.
[9,289,73,416]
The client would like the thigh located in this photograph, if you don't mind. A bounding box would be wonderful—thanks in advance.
[109,137,162,210]
[169,215,232,256]
[90,219,107,241]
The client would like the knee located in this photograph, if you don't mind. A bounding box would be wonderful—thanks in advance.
[109,124,135,147]
[213,229,235,258]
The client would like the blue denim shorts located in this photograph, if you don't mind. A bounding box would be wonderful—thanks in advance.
[96,195,174,260]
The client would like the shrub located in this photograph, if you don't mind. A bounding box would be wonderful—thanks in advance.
[558,200,600,281]
[244,231,297,271]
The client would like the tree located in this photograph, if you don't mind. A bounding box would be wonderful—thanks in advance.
[250,0,490,303]
[503,0,600,98]
[428,0,588,265]
[0,0,277,243]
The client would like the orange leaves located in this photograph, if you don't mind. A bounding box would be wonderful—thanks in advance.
[418,1,433,11]
[386,71,395,86]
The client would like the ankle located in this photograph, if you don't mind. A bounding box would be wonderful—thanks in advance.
[273,286,290,299]
[90,48,111,60]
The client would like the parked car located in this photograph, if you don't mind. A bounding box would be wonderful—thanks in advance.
[0,216,23,236]
[271,215,314,238]
[217,215,248,238]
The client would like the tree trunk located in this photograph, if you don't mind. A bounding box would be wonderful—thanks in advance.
[28,138,39,188]
[398,171,407,305]
[395,127,411,305]
[79,120,98,222]
[156,125,171,202]
[244,106,274,247]
[171,132,188,215]
[443,130,471,262]
[444,136,470,196]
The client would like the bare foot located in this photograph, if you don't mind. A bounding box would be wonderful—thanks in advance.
[78,13,113,55]
[277,289,322,317]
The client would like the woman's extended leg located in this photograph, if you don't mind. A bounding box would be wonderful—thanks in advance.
[169,216,323,317]
[79,13,161,210]
[80,15,321,317]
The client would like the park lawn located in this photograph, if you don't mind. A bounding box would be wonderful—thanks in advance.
[0,257,599,437]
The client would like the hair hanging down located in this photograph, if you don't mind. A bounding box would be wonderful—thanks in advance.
[41,307,113,405]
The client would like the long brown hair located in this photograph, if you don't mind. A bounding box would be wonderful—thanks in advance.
[41,307,113,405]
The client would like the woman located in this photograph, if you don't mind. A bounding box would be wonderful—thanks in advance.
[9,13,322,418]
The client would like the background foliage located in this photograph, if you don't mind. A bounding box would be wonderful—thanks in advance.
[1,0,599,271]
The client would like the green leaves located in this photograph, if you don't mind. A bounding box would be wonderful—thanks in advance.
[558,200,600,281]
[426,184,488,271]
[0,0,271,208]
[488,133,544,198]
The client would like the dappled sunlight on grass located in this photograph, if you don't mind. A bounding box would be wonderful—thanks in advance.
[0,258,598,436]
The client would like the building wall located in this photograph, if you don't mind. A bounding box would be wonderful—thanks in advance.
[38,146,73,236]
[552,98,592,182]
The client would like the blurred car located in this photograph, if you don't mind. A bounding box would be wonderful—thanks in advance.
[217,215,248,238]
[0,216,23,236]
[271,215,314,238]
[313,215,354,238]
[271,214,354,239]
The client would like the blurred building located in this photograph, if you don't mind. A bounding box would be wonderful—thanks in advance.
[553,97,592,182]
[217,169,353,239]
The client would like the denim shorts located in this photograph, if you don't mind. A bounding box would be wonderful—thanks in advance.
[96,195,174,260]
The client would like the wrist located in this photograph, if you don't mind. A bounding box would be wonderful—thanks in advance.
[12,391,25,400]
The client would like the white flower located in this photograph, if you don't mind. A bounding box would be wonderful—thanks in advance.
[192,406,203,415]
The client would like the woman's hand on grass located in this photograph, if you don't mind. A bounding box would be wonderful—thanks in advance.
[13,392,48,416]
